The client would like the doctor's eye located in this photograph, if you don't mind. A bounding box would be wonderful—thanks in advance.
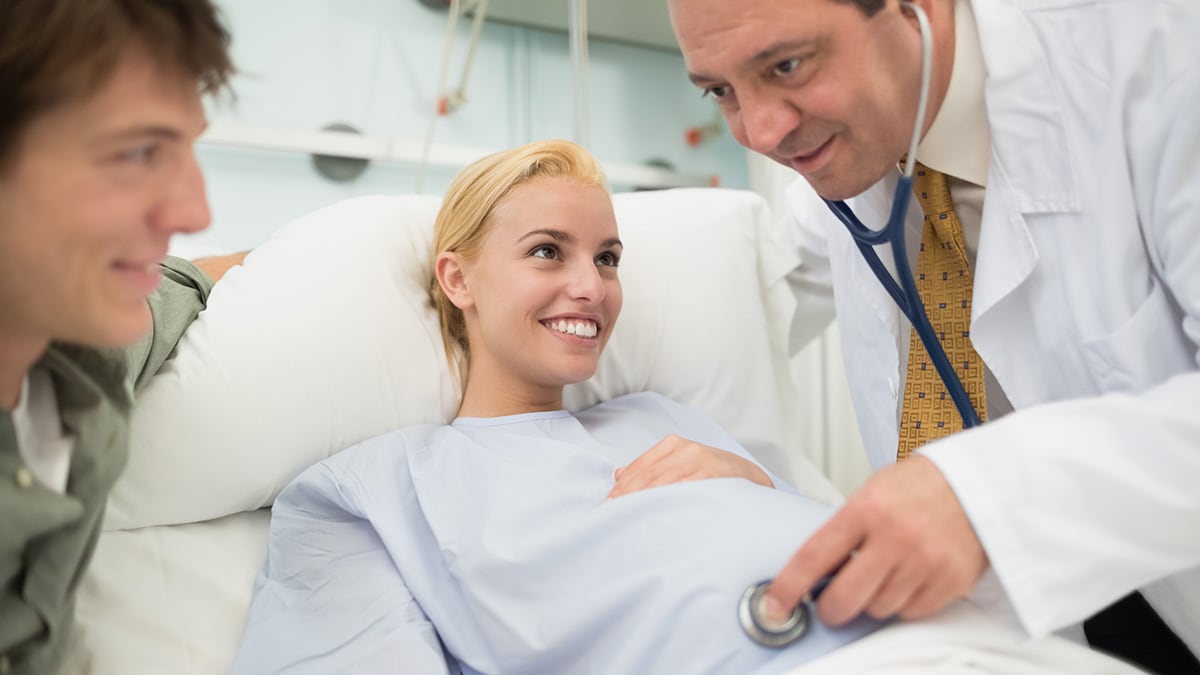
[702,85,731,101]
[772,58,801,77]
[530,244,560,260]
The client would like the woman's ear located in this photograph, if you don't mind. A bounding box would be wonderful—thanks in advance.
[436,252,474,310]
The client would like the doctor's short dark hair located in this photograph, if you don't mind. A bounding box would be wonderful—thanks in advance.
[0,0,235,171]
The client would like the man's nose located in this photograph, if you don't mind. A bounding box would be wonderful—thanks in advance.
[152,149,211,235]
[735,91,803,158]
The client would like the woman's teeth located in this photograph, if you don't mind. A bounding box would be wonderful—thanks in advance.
[548,319,598,338]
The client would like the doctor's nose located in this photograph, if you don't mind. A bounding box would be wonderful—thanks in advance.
[736,93,803,158]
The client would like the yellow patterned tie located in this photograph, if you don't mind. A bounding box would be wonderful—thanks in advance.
[896,163,988,461]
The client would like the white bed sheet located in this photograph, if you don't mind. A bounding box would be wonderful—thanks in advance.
[63,511,268,675]
[784,602,1144,674]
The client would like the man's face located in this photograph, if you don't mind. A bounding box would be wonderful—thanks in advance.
[0,48,211,350]
[670,0,924,200]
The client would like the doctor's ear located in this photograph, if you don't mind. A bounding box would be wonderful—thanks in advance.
[435,251,475,310]
[898,0,939,28]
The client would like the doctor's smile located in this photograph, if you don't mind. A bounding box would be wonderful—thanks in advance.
[786,136,836,176]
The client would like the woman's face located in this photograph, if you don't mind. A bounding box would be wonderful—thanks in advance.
[455,177,623,402]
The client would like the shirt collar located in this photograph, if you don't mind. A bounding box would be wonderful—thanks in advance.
[914,0,989,187]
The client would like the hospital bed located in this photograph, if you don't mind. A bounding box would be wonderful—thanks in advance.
[59,189,1139,674]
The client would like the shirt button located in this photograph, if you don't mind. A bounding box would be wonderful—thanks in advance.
[14,467,33,489]
[888,377,899,399]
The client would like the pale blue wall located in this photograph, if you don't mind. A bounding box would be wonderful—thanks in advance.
[190,0,749,252]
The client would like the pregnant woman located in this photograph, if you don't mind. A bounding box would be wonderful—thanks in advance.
[231,139,877,675]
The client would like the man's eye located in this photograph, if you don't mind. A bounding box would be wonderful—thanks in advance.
[703,85,730,100]
[531,245,558,260]
[773,58,801,76]
[115,144,159,164]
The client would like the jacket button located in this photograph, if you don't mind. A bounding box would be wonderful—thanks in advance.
[14,467,33,489]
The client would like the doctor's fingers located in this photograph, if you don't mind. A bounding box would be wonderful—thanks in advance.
[811,543,896,626]
[888,541,982,620]
[818,486,967,623]
[763,508,866,624]
[897,579,962,621]
[861,555,930,621]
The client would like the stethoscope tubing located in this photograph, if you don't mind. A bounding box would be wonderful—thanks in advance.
[826,183,982,429]
[821,1,981,429]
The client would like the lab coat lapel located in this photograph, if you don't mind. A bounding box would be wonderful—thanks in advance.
[970,0,1079,214]
[840,173,910,340]
[832,175,919,468]
[969,0,1080,407]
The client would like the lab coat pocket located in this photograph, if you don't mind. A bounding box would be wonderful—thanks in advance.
[1082,279,1194,393]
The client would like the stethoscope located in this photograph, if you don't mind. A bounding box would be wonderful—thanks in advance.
[824,0,982,429]
[739,1,980,649]
[739,575,835,647]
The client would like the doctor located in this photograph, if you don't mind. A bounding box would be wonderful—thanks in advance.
[668,0,1200,671]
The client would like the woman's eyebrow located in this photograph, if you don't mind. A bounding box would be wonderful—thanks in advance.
[516,230,622,252]
[517,228,573,244]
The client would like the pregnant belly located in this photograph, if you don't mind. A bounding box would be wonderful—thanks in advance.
[425,478,870,674]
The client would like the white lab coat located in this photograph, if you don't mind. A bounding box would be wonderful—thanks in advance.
[783,0,1200,656]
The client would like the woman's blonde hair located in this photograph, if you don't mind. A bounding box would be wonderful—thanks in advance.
[430,139,607,384]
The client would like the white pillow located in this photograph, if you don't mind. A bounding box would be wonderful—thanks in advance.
[106,188,837,530]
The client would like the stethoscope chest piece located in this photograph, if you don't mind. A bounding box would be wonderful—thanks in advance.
[738,580,810,648]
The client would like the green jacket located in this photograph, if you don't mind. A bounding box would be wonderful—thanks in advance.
[0,257,212,675]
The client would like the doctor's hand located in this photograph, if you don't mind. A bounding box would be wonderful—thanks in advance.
[606,435,774,500]
[762,456,987,626]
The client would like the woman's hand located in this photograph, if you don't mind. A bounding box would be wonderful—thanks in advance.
[606,435,774,499]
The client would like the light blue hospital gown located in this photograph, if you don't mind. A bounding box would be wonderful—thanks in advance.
[232,392,880,674]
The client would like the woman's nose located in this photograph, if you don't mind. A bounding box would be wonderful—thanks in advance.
[566,262,605,304]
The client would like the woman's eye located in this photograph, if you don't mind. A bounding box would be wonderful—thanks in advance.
[531,245,558,260]
[595,251,620,267]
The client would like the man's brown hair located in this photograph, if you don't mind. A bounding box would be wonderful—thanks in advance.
[0,0,235,167]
